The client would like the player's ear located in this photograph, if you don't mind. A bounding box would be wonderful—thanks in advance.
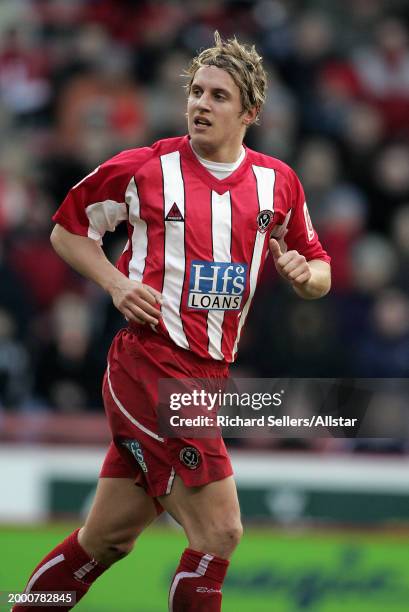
[242,106,258,126]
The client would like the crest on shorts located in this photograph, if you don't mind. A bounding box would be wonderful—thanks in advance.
[122,439,148,473]
[257,210,274,233]
[180,446,201,470]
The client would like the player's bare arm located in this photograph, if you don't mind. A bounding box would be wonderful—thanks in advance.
[50,224,162,325]
[269,237,331,299]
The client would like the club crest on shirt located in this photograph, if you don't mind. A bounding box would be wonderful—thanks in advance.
[188,260,248,310]
[257,209,274,233]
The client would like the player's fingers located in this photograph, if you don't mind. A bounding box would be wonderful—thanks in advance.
[275,256,294,272]
[286,261,308,277]
[291,270,311,284]
[123,308,146,325]
[133,285,159,306]
[135,283,163,306]
[269,238,283,260]
[282,255,307,276]
[135,317,147,324]
[282,262,302,277]
[144,284,163,305]
[126,303,160,325]
[120,291,162,318]
[133,297,162,319]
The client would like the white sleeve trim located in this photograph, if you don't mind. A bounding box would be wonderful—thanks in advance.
[85,200,128,242]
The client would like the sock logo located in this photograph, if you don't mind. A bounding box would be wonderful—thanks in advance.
[196,587,222,593]
[74,559,98,581]
[179,446,201,469]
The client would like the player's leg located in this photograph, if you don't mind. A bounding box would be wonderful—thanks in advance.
[13,475,159,611]
[160,474,242,558]
[78,476,159,565]
[158,474,242,612]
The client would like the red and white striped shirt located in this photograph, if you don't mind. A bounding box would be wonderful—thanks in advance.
[53,135,330,362]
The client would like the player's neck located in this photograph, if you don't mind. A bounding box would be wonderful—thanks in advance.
[190,140,244,164]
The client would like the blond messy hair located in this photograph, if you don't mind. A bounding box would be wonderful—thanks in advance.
[184,31,267,124]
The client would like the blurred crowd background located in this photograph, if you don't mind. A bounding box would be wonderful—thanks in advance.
[0,0,409,451]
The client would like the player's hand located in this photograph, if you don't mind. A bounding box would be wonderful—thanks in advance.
[110,278,163,325]
[269,238,311,285]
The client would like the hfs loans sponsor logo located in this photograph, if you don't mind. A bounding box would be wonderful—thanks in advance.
[188,261,247,310]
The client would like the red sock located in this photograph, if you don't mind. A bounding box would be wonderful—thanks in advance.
[169,548,229,611]
[13,528,107,611]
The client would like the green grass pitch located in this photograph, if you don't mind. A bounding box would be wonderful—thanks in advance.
[1,525,409,611]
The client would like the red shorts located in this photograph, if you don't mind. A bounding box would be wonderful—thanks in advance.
[99,327,233,500]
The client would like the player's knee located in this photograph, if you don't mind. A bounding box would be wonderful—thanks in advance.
[220,520,243,551]
[196,518,243,558]
[79,526,136,566]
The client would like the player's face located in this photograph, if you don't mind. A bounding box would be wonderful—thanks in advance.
[187,65,256,162]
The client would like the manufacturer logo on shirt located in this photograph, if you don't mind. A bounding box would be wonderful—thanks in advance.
[188,261,247,310]
[165,202,184,222]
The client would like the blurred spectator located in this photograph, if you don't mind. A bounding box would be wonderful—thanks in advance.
[350,234,397,293]
[320,185,368,292]
[342,102,384,154]
[0,142,33,236]
[241,283,341,377]
[252,66,297,159]
[146,50,192,138]
[354,288,409,377]
[0,242,34,337]
[294,138,340,225]
[279,12,337,135]
[339,102,384,204]
[391,204,409,292]
[0,308,32,409]
[0,26,51,125]
[352,18,409,136]
[369,143,409,230]
[9,196,81,311]
[55,25,148,166]
[34,293,102,411]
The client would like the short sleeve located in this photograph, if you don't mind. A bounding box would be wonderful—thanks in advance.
[52,152,134,243]
[284,171,331,263]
